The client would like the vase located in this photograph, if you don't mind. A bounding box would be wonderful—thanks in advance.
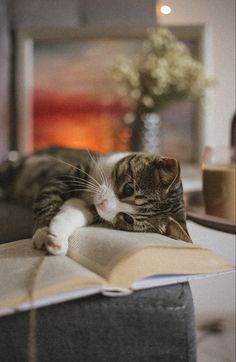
[130,112,161,153]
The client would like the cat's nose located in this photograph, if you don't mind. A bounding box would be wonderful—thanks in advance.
[97,199,108,211]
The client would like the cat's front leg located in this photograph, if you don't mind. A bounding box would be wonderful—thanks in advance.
[45,198,95,255]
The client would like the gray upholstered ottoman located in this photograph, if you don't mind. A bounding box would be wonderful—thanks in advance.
[0,202,196,361]
[0,284,196,362]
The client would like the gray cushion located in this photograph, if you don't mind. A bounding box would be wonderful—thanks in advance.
[0,201,33,242]
[0,283,196,362]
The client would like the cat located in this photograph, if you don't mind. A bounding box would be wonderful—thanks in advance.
[0,146,192,255]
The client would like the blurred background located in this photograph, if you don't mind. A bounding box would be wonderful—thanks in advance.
[0,2,235,361]
[0,0,235,164]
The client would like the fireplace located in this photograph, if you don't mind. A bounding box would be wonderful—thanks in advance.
[33,89,131,152]
[32,36,141,153]
[16,26,204,162]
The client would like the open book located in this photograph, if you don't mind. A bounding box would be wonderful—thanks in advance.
[0,225,234,316]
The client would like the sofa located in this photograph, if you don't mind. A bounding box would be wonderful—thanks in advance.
[0,201,197,362]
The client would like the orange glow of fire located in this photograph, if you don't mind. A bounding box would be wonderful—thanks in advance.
[34,113,130,152]
[33,89,131,153]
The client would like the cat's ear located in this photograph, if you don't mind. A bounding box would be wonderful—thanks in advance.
[166,217,192,243]
[157,157,180,194]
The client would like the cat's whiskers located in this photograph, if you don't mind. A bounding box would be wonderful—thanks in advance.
[63,178,98,190]
[49,156,101,188]
[86,149,109,188]
[51,154,112,201]
[84,193,95,201]
[104,181,113,194]
[57,173,100,191]
[62,187,97,195]
[86,149,105,185]
[60,173,100,190]
[53,179,98,193]
[99,181,114,202]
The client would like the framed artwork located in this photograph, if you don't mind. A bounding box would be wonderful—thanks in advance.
[16,26,205,163]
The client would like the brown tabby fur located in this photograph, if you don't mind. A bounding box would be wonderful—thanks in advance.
[0,147,191,243]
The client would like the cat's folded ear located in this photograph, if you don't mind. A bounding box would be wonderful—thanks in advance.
[166,217,192,243]
[156,157,180,194]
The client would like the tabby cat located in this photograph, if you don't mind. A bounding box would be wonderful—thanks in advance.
[0,147,191,255]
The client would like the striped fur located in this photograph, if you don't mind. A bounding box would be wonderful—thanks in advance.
[0,147,191,254]
[110,153,190,240]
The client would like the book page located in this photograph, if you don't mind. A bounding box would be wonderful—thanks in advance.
[68,225,197,279]
[109,247,233,288]
[0,239,104,314]
[132,271,234,290]
[68,225,233,288]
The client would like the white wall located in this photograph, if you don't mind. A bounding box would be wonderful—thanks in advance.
[158,0,235,148]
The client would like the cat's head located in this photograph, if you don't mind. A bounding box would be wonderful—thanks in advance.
[94,153,192,243]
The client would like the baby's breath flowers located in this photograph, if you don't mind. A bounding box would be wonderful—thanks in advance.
[113,28,211,112]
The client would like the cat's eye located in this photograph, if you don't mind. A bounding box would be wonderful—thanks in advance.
[123,213,134,225]
[123,183,134,197]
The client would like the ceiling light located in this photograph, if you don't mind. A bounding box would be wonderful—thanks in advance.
[160,5,172,15]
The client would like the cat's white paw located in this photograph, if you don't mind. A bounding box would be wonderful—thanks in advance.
[32,227,68,256]
[46,231,68,256]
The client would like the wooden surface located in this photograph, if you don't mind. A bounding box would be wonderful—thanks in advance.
[185,191,236,234]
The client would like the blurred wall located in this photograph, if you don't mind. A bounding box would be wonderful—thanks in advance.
[159,0,236,148]
[0,0,10,157]
[2,0,234,153]
[10,0,157,28]
[0,0,157,155]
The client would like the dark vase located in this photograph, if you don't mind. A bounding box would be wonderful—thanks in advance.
[130,111,161,153]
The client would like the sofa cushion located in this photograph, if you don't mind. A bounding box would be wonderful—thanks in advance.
[0,201,33,243]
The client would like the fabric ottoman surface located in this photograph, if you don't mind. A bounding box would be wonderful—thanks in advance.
[0,284,196,362]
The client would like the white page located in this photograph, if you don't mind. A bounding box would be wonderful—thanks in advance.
[0,239,104,313]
